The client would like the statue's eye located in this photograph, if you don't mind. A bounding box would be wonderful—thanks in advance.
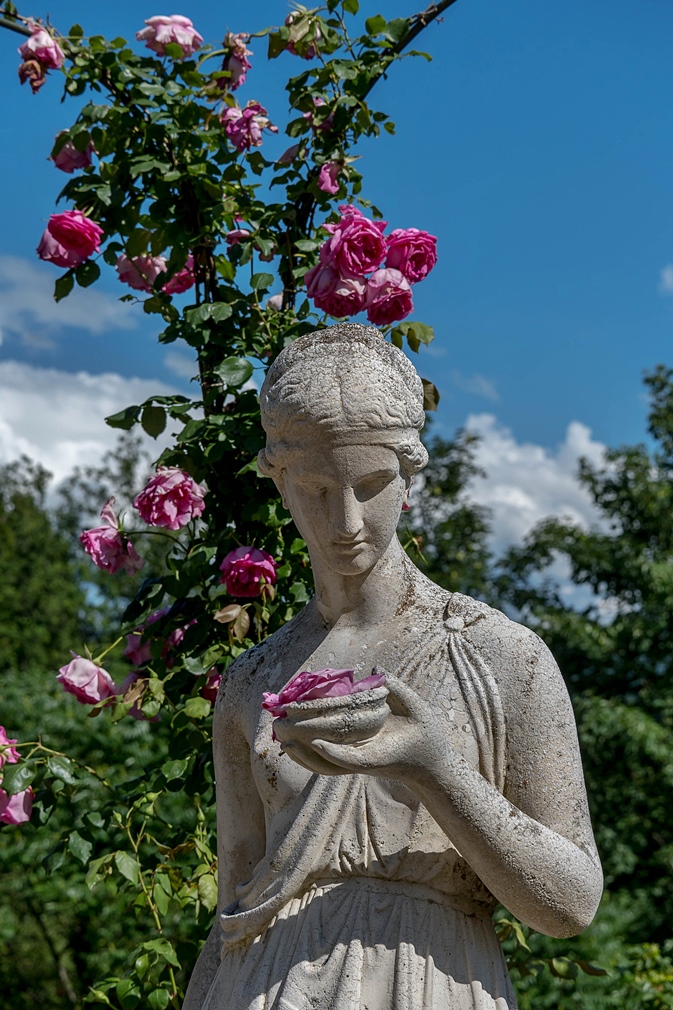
[355,473,394,502]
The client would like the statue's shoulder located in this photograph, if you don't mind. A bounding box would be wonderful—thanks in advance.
[218,608,306,701]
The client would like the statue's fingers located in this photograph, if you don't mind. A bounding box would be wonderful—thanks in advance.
[312,739,367,770]
[283,740,348,776]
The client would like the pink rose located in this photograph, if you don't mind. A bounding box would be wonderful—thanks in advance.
[219,546,277,598]
[18,26,64,70]
[37,229,83,269]
[322,205,387,278]
[57,653,117,705]
[47,210,103,259]
[305,258,366,317]
[267,293,284,311]
[220,101,278,152]
[225,228,252,246]
[318,162,341,195]
[365,267,414,326]
[202,670,222,703]
[80,498,145,575]
[116,253,166,292]
[123,606,170,667]
[0,728,20,768]
[133,467,207,530]
[221,32,253,91]
[0,788,33,825]
[385,228,437,284]
[51,133,95,173]
[262,668,386,718]
[163,254,195,295]
[136,15,203,58]
[302,96,333,133]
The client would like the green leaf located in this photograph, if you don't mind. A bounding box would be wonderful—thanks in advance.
[143,938,180,968]
[215,357,253,389]
[250,272,274,291]
[185,303,233,326]
[163,41,185,60]
[86,854,112,890]
[69,23,84,38]
[183,697,212,719]
[161,758,188,782]
[343,0,359,13]
[421,378,440,411]
[267,31,286,59]
[54,273,74,303]
[576,959,608,976]
[75,260,101,288]
[365,14,386,34]
[1,761,35,794]
[69,830,93,865]
[115,977,141,1010]
[148,990,170,1010]
[47,754,78,785]
[197,873,218,911]
[141,405,167,438]
[385,17,410,43]
[105,405,140,431]
[114,851,140,886]
[550,957,579,980]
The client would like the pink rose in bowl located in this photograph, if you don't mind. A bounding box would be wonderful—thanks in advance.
[57,653,117,705]
[116,253,166,292]
[36,229,83,269]
[365,267,413,326]
[51,133,95,173]
[262,668,386,718]
[385,227,437,284]
[0,727,20,768]
[136,15,203,58]
[0,787,33,826]
[47,210,103,259]
[18,26,64,69]
[133,467,207,530]
[323,205,387,278]
[219,546,277,598]
[80,497,145,575]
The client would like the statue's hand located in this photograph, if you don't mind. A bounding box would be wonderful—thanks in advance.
[278,675,449,783]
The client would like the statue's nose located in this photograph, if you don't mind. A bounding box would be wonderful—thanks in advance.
[330,487,363,540]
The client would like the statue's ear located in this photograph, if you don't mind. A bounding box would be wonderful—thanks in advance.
[257,450,288,507]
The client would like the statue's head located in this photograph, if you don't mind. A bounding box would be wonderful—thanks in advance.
[258,323,427,576]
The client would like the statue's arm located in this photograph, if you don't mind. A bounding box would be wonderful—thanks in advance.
[182,667,266,1010]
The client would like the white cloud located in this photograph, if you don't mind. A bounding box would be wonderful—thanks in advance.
[0,360,177,486]
[0,255,138,348]
[464,414,607,554]
[165,350,198,380]
[450,370,500,402]
[659,263,673,295]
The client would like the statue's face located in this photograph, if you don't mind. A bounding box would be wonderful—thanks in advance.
[280,443,406,576]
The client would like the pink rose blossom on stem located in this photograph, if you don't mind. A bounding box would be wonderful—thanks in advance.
[225,228,252,247]
[133,467,207,530]
[80,497,145,575]
[36,229,84,269]
[51,133,95,173]
[262,668,386,718]
[219,546,277,598]
[302,96,333,133]
[318,162,341,195]
[322,205,388,278]
[305,258,366,317]
[365,267,414,326]
[202,670,222,703]
[136,15,203,58]
[57,653,117,705]
[0,788,33,825]
[18,26,64,70]
[0,728,20,768]
[47,210,103,259]
[116,253,167,293]
[385,227,438,284]
[401,500,411,512]
[221,32,253,91]
[163,254,195,294]
[220,101,278,152]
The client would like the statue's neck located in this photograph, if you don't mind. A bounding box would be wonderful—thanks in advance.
[312,538,414,629]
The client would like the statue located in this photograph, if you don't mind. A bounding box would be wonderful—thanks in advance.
[184,323,602,1010]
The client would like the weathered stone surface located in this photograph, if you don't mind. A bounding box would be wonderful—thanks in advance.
[184,323,602,1010]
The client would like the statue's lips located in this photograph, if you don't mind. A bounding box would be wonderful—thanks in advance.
[331,540,368,552]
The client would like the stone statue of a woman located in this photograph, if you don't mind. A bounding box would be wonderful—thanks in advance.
[184,323,602,1010]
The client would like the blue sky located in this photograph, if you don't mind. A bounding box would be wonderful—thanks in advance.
[0,0,672,548]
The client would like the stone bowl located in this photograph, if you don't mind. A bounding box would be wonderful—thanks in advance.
[279,685,390,746]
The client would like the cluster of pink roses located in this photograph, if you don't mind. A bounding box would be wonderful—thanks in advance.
[37,209,103,271]
[220,101,278,153]
[304,206,437,325]
[0,726,32,826]
[115,252,195,294]
[80,469,206,576]
[17,23,64,93]
[136,15,203,59]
